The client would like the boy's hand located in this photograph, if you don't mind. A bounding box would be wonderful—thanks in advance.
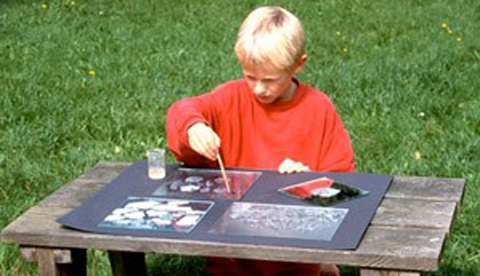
[278,158,309,174]
[187,123,220,161]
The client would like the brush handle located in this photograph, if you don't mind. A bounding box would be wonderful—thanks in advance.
[217,154,231,193]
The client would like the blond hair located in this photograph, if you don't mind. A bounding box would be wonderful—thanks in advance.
[235,6,305,72]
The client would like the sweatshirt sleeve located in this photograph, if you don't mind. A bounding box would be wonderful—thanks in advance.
[316,99,356,172]
[165,82,234,167]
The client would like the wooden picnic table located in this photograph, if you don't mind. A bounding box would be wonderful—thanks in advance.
[0,161,465,276]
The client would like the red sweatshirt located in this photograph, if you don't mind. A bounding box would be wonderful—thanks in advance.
[167,78,353,275]
[167,78,354,172]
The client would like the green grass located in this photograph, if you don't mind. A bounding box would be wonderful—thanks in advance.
[1,0,479,275]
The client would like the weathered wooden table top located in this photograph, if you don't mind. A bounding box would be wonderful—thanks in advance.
[0,161,465,272]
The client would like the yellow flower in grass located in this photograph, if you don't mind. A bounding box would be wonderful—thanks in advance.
[441,23,447,29]
[88,70,96,77]
[342,47,348,53]
[41,3,48,10]
[335,31,341,36]
[114,146,122,154]
[456,37,463,42]
[70,1,76,6]
[414,151,422,161]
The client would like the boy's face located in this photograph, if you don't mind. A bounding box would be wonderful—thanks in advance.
[242,56,306,104]
[243,66,294,104]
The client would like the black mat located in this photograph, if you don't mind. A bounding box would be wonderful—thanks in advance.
[58,161,392,250]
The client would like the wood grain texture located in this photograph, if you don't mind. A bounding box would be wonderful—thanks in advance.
[35,161,132,209]
[387,176,465,203]
[371,198,457,230]
[21,247,72,263]
[360,269,420,276]
[78,161,131,182]
[36,249,58,276]
[36,179,108,209]
[20,247,37,262]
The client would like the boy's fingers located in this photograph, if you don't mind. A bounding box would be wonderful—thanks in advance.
[207,132,221,159]
[291,162,304,173]
[187,123,220,161]
[205,144,217,160]
[277,158,287,173]
[278,158,309,174]
[190,135,211,160]
[278,158,293,174]
[201,136,217,160]
[201,131,218,160]
[295,162,309,172]
[189,131,210,159]
[286,162,301,174]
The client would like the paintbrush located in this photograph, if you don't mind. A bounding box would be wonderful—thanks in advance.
[217,153,231,193]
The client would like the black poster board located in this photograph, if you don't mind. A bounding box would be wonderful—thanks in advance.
[58,161,392,250]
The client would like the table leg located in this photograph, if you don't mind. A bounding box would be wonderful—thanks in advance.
[21,247,86,276]
[108,250,147,276]
[360,269,421,276]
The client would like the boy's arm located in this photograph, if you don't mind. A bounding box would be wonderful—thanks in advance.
[317,101,355,172]
[166,96,217,167]
[166,83,234,167]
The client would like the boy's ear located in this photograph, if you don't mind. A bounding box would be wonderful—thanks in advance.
[293,54,308,74]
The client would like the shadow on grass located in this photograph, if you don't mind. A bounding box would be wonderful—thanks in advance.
[340,266,360,276]
[147,254,207,276]
[146,254,362,276]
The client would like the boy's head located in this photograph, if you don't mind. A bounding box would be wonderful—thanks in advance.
[235,7,307,104]
[235,6,305,73]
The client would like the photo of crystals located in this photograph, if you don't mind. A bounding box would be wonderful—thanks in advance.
[153,168,262,200]
[98,197,214,233]
[209,202,348,241]
[278,177,369,206]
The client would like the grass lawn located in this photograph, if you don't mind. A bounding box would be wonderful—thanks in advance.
[1,0,479,275]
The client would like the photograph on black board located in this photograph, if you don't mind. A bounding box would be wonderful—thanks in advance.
[98,197,214,233]
[278,177,369,206]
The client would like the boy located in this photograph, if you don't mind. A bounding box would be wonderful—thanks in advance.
[167,6,354,276]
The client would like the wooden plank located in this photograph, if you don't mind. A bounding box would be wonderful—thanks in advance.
[0,206,446,271]
[21,247,72,263]
[108,251,146,276]
[77,161,131,182]
[20,247,37,262]
[36,179,108,209]
[355,226,444,271]
[371,198,457,231]
[36,249,58,276]
[360,269,420,276]
[35,161,131,209]
[387,176,465,203]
